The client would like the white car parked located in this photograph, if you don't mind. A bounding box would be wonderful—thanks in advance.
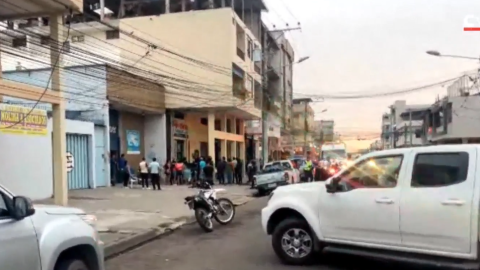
[262,145,480,269]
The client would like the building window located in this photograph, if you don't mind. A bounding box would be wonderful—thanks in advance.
[71,35,85,43]
[174,112,185,119]
[106,30,120,40]
[63,41,70,53]
[12,37,27,48]
[247,37,253,59]
[40,36,50,45]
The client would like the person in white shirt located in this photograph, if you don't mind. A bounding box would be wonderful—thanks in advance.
[149,158,162,190]
[139,157,150,189]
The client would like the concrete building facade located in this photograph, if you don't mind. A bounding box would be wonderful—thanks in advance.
[0,0,83,205]
[291,98,314,154]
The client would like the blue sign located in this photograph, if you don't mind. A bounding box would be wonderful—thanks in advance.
[126,130,140,154]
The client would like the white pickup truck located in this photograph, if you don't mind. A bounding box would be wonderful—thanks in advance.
[262,145,480,269]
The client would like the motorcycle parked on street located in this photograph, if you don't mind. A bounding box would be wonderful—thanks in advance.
[184,183,236,232]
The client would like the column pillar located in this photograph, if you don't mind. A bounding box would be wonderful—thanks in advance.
[181,0,186,11]
[220,139,227,159]
[220,114,226,132]
[232,117,237,134]
[51,15,68,206]
[221,0,225,7]
[232,141,237,158]
[208,112,215,162]
[208,0,214,9]
[165,0,170,13]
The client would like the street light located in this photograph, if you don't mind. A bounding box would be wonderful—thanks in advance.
[426,50,479,60]
[296,56,310,64]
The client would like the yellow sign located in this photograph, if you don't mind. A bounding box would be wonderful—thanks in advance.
[0,104,48,136]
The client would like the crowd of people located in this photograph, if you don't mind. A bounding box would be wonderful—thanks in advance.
[110,153,259,189]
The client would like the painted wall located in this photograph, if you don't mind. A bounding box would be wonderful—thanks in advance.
[0,118,95,200]
[144,114,167,164]
[2,65,108,124]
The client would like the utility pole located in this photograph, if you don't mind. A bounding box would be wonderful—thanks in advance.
[303,100,308,156]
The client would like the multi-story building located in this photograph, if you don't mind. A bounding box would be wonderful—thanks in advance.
[244,22,296,161]
[2,0,268,164]
[382,100,430,148]
[292,98,314,154]
[314,120,334,143]
[381,113,391,149]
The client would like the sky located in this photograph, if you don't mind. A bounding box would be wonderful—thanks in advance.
[263,0,480,151]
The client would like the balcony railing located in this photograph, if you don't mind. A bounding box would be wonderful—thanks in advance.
[236,48,245,60]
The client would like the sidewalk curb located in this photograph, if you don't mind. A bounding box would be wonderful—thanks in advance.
[104,197,255,259]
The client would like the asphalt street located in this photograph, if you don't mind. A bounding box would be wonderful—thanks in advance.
[105,197,432,270]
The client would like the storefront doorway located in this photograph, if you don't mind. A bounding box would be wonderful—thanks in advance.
[175,139,185,161]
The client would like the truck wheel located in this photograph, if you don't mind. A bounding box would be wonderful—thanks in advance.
[55,259,89,270]
[272,218,315,265]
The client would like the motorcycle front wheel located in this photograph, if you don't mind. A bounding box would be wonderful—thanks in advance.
[195,207,214,232]
[214,198,236,225]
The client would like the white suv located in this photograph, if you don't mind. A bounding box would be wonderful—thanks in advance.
[0,184,104,270]
[262,145,480,269]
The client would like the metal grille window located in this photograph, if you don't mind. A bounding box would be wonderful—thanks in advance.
[12,37,27,48]
[106,30,120,40]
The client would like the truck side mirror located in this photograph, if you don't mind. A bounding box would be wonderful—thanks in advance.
[326,177,340,193]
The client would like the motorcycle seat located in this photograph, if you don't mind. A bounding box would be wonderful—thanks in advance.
[184,195,195,201]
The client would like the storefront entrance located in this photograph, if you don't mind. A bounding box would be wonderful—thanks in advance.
[175,139,185,161]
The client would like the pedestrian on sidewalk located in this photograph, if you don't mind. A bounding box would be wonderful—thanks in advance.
[203,160,214,186]
[110,152,118,186]
[118,154,129,188]
[149,158,162,190]
[217,157,226,185]
[235,157,243,185]
[139,157,150,189]
[247,160,257,189]
[164,159,171,185]
[170,159,177,185]
[231,158,238,183]
[123,159,132,188]
[175,159,185,185]
[225,158,234,185]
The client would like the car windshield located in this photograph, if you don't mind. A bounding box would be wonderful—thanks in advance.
[0,184,14,198]
[259,163,284,174]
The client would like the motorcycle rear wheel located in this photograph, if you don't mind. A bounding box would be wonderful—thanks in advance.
[214,198,236,225]
[195,207,214,232]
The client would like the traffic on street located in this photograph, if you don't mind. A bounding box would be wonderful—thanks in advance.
[105,197,424,270]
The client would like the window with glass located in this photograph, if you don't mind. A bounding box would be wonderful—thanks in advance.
[411,152,468,187]
[336,155,403,191]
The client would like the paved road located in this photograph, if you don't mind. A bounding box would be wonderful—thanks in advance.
[106,197,428,270]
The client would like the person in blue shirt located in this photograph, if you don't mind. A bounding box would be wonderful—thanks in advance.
[118,154,129,188]
[199,157,206,182]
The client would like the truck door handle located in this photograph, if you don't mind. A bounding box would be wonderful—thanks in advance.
[375,198,394,204]
[442,199,465,206]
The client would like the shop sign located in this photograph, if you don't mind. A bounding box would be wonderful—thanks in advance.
[126,130,141,154]
[0,104,47,136]
[173,119,188,139]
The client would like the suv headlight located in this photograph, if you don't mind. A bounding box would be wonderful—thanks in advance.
[80,214,97,227]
